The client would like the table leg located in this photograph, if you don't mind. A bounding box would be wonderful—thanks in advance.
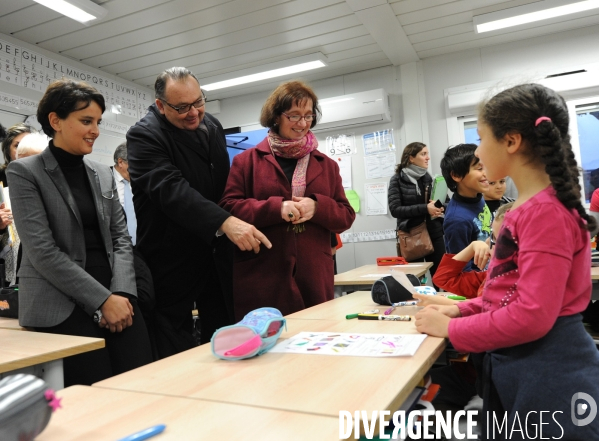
[41,359,64,390]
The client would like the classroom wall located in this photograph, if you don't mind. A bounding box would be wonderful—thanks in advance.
[0,32,154,167]
[421,24,599,177]
[217,65,404,274]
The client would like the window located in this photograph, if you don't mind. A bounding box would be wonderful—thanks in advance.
[569,98,599,204]
[574,102,599,203]
[463,120,479,145]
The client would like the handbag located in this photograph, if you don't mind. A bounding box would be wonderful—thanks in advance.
[0,287,18,318]
[396,186,434,260]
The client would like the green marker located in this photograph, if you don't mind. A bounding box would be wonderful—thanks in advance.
[447,295,466,301]
[346,313,359,320]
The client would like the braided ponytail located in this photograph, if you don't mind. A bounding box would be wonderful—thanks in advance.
[480,84,596,232]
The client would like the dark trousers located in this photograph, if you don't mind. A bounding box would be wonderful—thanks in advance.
[411,235,446,289]
[149,258,233,360]
[36,299,153,387]
[430,358,479,411]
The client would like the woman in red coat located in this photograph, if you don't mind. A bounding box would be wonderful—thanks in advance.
[220,81,355,319]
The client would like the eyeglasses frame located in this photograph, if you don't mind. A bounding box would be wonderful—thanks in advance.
[160,92,207,114]
[281,112,316,123]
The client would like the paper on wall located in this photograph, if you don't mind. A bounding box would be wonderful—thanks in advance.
[333,156,352,188]
[362,129,396,156]
[364,152,396,180]
[365,183,387,215]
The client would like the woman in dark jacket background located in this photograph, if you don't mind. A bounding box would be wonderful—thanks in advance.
[388,142,445,286]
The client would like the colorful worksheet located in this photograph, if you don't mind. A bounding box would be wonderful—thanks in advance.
[270,332,427,357]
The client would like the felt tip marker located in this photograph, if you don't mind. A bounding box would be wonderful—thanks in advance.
[346,309,380,319]
[392,301,419,307]
[117,424,166,441]
[357,314,411,321]
[447,295,466,300]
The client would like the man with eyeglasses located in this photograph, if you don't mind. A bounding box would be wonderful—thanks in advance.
[126,67,271,359]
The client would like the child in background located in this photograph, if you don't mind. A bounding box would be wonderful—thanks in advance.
[591,187,599,212]
[482,177,514,215]
[416,83,599,439]
[414,203,513,307]
[440,144,491,272]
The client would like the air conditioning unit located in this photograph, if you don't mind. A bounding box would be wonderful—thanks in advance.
[313,89,391,132]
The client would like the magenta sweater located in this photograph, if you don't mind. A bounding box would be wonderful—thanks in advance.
[448,186,591,353]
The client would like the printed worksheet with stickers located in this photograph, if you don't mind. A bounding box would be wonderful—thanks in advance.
[270,332,427,357]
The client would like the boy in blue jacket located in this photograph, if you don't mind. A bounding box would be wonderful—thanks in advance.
[440,144,491,271]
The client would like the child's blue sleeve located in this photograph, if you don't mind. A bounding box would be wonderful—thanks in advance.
[444,217,475,271]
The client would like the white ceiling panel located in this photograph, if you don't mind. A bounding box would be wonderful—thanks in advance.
[83,0,351,68]
[8,0,158,44]
[402,11,472,35]
[2,0,599,99]
[131,24,369,85]
[416,15,599,58]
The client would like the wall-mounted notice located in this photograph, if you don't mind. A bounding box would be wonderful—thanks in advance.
[0,38,150,120]
[362,129,395,156]
[102,120,131,136]
[333,156,352,188]
[326,134,355,156]
[365,182,388,216]
[340,229,396,243]
[345,189,360,213]
[0,90,36,115]
[364,152,396,180]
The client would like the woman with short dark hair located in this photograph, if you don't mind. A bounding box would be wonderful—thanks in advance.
[220,80,355,319]
[7,79,152,386]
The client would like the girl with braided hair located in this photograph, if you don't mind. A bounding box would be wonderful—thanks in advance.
[415,84,599,439]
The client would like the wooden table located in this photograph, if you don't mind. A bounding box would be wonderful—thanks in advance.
[0,329,104,390]
[287,290,422,321]
[36,386,339,441]
[334,262,433,295]
[94,310,444,424]
[0,317,27,330]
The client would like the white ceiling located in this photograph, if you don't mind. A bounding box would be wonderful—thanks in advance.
[3,0,599,100]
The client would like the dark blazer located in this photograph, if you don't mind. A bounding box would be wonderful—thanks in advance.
[126,104,233,315]
[388,170,444,239]
[7,148,136,327]
[220,138,355,319]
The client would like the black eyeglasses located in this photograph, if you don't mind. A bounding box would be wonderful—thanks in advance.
[281,113,316,123]
[490,234,496,250]
[160,92,206,114]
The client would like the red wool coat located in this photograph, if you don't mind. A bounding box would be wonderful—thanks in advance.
[220,138,355,319]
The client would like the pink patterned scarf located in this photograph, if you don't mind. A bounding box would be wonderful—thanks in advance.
[268,130,318,197]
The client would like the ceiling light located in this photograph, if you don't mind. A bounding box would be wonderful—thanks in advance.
[202,53,328,91]
[474,0,599,33]
[33,0,107,24]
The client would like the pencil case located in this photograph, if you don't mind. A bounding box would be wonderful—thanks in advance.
[211,307,287,361]
[376,256,408,266]
[0,374,57,441]
[371,274,420,306]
